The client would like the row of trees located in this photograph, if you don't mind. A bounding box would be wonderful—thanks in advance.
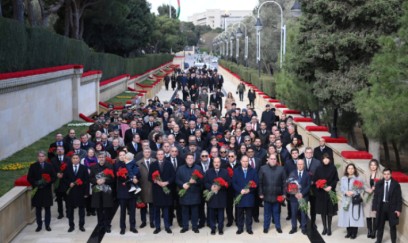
[0,1,216,56]
[274,0,407,170]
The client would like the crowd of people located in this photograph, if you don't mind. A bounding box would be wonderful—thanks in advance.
[27,65,402,243]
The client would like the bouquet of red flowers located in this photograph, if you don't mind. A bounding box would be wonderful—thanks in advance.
[352,180,364,191]
[365,178,380,202]
[277,195,285,203]
[203,177,229,201]
[66,178,83,194]
[179,169,204,197]
[31,173,51,198]
[103,168,115,178]
[93,168,114,193]
[286,178,308,213]
[54,163,67,189]
[227,167,234,178]
[233,180,257,206]
[152,170,170,194]
[117,167,128,179]
[135,198,146,209]
[316,179,338,205]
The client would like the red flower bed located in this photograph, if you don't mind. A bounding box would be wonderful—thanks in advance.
[262,95,270,99]
[283,109,301,115]
[321,136,348,143]
[392,172,408,183]
[128,87,136,91]
[275,104,287,108]
[305,126,329,132]
[14,175,31,186]
[293,117,313,122]
[79,113,95,122]
[341,151,373,160]
[269,99,280,103]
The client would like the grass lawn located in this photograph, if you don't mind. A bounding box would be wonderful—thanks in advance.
[155,71,166,76]
[0,121,89,197]
[106,91,136,106]
[139,79,156,85]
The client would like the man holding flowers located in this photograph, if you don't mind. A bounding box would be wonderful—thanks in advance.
[28,150,56,232]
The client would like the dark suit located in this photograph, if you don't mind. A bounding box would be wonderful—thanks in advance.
[277,147,290,166]
[166,156,185,226]
[284,159,298,220]
[232,167,259,231]
[124,128,144,145]
[288,170,310,231]
[81,141,95,151]
[27,161,56,228]
[372,178,402,243]
[304,157,321,225]
[127,142,142,155]
[63,163,89,228]
[204,168,230,231]
[51,156,71,217]
[196,160,213,227]
[48,141,71,160]
[248,157,262,221]
[209,93,222,111]
[148,161,176,230]
[313,146,333,162]
[223,161,240,225]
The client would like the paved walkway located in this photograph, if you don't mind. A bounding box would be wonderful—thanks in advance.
[11,68,384,243]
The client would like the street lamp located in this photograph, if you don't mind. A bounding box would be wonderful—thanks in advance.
[291,0,302,18]
[235,22,248,67]
[255,0,286,77]
[221,11,230,30]
[230,34,234,59]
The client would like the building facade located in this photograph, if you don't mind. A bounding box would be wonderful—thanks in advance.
[188,9,252,29]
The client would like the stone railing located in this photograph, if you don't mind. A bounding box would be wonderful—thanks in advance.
[0,187,34,243]
[218,65,407,242]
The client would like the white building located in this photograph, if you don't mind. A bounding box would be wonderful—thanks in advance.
[188,9,252,29]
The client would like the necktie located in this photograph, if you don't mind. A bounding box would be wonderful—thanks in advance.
[145,160,150,171]
[40,163,44,169]
[59,156,63,162]
[307,159,310,170]
[75,149,79,154]
[215,169,219,176]
[132,129,136,134]
[298,171,302,181]
[74,165,78,175]
[134,143,138,151]
[172,158,177,169]
[150,122,153,127]
[250,158,255,169]
[159,162,163,172]
[384,181,389,202]
[244,169,247,179]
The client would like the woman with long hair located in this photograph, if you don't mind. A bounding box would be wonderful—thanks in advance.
[225,92,235,111]
[314,154,339,236]
[338,163,365,239]
[364,159,382,239]
[286,137,305,158]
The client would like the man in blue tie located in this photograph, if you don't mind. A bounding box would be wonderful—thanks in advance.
[288,159,310,235]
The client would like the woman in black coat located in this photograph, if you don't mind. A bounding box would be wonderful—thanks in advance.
[247,88,256,108]
[27,151,56,232]
[313,154,339,236]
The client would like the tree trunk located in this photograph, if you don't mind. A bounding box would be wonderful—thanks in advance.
[349,128,357,147]
[362,133,369,151]
[13,0,24,23]
[331,108,338,138]
[64,0,71,37]
[314,111,321,125]
[25,0,35,26]
[79,15,84,39]
[391,140,401,171]
[0,0,3,17]
[368,138,380,160]
[382,138,390,167]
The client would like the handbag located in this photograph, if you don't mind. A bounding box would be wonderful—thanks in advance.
[352,194,363,205]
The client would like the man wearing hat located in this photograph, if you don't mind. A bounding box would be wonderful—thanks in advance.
[261,104,276,131]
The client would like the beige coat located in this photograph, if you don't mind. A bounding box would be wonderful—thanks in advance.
[224,97,235,111]
[136,158,156,203]
[363,171,382,218]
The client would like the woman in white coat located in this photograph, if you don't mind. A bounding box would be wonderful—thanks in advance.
[338,163,365,239]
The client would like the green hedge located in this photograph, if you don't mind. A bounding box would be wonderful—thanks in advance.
[219,59,276,98]
[0,17,173,79]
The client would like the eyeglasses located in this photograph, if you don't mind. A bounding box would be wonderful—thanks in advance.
[228,155,235,158]
[247,151,254,153]
[245,139,251,142]
[179,141,185,143]
[220,151,227,153]
[201,155,208,157]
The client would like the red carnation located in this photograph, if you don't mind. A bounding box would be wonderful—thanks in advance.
[227,167,234,178]
[66,178,83,194]
[353,180,364,190]
[277,195,285,203]
[103,168,115,178]
[152,170,170,194]
[42,173,51,183]
[373,178,380,183]
[192,169,204,180]
[66,151,74,157]
[249,180,257,188]
[315,179,338,205]
[48,147,56,153]
[214,177,229,188]
[315,179,327,189]
[117,167,128,179]
[287,183,299,194]
[60,163,67,172]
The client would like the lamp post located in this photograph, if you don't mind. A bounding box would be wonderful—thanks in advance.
[255,0,285,78]
[235,22,248,67]
[230,34,234,59]
[221,11,230,30]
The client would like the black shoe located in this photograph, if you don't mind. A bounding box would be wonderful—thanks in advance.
[68,227,75,232]
[236,229,243,234]
[165,228,172,234]
[327,228,332,236]
[106,228,111,233]
[302,229,307,235]
[57,214,64,219]
[130,228,138,233]
[35,227,42,232]
[286,216,291,220]
[254,219,260,223]
[219,230,224,235]
[45,226,51,231]
[140,222,146,228]
[79,226,85,232]
[322,228,327,235]
[226,222,233,227]
[120,229,125,235]
[193,228,199,233]
[289,228,297,234]
[247,230,253,234]
[180,228,188,233]
[91,212,96,216]
[150,223,155,228]
[276,228,282,233]
[153,228,161,234]
[198,224,205,229]
[87,212,91,216]
[263,228,268,233]
[210,229,216,235]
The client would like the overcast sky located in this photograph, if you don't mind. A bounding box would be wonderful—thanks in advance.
[148,0,259,21]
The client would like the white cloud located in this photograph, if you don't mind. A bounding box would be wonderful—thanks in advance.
[148,0,259,21]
